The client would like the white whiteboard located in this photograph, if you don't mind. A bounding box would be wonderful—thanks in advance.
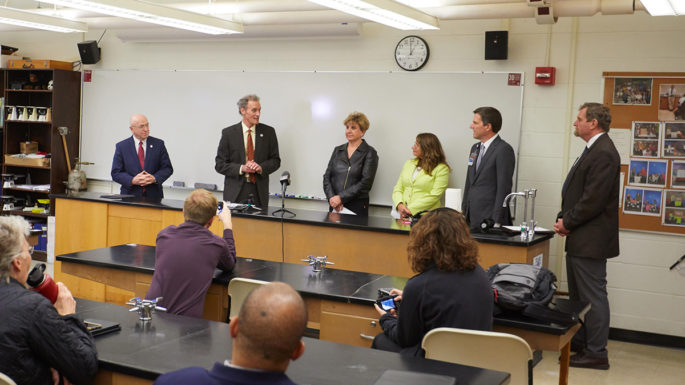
[80,70,523,206]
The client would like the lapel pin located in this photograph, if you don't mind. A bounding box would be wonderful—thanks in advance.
[150,144,153,148]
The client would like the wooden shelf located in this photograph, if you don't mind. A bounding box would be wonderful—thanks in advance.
[4,120,52,125]
[5,89,52,93]
[32,249,47,262]
[9,209,49,219]
[5,187,50,193]
[3,68,81,219]
[4,163,51,170]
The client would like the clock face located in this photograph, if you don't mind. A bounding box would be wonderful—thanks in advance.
[395,35,429,71]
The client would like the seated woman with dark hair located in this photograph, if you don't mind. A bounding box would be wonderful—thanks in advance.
[372,208,493,356]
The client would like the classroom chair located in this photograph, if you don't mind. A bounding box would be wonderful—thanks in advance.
[227,277,268,321]
[421,327,533,385]
[0,372,17,385]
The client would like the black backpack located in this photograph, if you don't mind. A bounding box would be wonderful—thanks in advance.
[486,263,578,327]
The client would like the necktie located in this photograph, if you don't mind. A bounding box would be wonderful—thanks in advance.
[575,146,589,166]
[138,141,146,196]
[138,141,145,169]
[476,144,485,171]
[246,129,255,183]
[562,146,589,192]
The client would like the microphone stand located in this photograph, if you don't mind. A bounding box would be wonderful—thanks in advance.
[272,183,296,218]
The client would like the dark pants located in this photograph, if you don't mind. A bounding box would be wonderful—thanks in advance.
[371,332,402,353]
[566,254,610,358]
[236,182,261,207]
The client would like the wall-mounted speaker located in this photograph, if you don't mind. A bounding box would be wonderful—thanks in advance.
[485,31,508,60]
[78,40,101,65]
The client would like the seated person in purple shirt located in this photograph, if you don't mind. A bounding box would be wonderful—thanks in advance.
[153,282,307,385]
[146,188,236,318]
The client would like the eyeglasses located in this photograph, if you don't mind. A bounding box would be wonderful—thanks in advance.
[14,245,34,259]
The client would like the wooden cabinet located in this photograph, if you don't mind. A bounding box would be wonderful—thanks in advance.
[320,300,381,348]
[3,69,80,261]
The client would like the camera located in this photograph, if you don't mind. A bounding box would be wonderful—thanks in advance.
[217,201,224,214]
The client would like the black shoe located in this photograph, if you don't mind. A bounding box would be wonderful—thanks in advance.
[569,352,610,370]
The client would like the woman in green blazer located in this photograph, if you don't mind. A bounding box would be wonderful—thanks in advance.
[392,133,450,219]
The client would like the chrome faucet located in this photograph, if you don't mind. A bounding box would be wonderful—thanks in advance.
[503,189,538,241]
[503,192,527,232]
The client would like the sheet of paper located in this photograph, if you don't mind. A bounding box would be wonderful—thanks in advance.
[608,128,631,165]
[337,207,356,215]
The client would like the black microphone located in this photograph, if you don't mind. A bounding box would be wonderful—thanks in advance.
[280,171,291,186]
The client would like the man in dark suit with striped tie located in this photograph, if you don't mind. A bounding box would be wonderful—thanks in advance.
[215,95,281,209]
[111,114,174,200]
[462,106,515,229]
[555,102,620,370]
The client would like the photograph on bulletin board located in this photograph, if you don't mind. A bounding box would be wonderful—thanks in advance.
[628,159,667,187]
[631,121,661,158]
[642,189,663,216]
[663,190,685,227]
[613,78,652,105]
[623,187,662,216]
[663,122,685,159]
[658,84,685,121]
[671,160,685,189]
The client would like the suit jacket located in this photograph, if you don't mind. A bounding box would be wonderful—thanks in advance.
[215,122,280,207]
[111,136,173,200]
[392,159,449,214]
[462,136,515,226]
[558,133,620,259]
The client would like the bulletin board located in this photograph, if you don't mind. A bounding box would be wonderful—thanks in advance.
[603,71,685,235]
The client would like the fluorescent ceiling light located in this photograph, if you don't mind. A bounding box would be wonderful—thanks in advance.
[640,0,684,16]
[309,0,439,30]
[0,6,87,32]
[40,0,243,34]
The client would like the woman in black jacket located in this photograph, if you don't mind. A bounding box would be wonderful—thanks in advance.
[372,208,493,356]
[323,112,379,216]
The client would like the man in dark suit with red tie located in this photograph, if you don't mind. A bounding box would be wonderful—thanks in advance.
[554,102,620,370]
[111,114,174,200]
[215,95,281,209]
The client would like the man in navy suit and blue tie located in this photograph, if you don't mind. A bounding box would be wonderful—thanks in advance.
[111,114,173,200]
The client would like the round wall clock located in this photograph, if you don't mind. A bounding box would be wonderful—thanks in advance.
[394,35,429,71]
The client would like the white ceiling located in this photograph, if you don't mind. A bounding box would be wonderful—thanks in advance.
[0,0,651,39]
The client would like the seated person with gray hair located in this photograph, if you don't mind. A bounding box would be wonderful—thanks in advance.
[154,282,307,385]
[0,216,98,385]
